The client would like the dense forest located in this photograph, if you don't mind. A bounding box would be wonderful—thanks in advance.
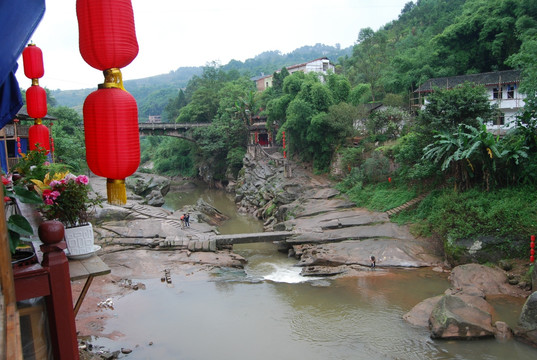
[44,0,537,259]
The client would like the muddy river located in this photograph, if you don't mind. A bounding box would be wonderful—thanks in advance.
[90,185,537,359]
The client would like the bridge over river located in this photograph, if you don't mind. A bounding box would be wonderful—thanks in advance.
[155,227,296,252]
[138,122,209,141]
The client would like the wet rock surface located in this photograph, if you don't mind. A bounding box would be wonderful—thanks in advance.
[404,263,532,345]
[429,293,495,339]
[514,291,537,347]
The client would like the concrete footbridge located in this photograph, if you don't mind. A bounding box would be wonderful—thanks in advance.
[156,230,296,252]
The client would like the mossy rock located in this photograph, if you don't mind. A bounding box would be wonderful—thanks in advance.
[445,235,526,266]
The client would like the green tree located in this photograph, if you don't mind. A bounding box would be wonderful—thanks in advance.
[350,28,389,101]
[47,106,87,173]
[282,98,315,158]
[416,83,496,138]
[348,83,372,106]
[366,106,411,140]
[422,121,502,191]
[327,73,351,103]
[163,89,187,122]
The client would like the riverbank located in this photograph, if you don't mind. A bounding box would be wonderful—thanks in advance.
[76,169,536,358]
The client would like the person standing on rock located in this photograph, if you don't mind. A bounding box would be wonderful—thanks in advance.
[370,256,376,268]
[180,214,185,228]
[185,213,190,227]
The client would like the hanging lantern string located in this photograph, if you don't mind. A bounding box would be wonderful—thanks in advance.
[100,68,125,91]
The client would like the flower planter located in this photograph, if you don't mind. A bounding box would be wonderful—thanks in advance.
[64,223,94,257]
[11,243,38,267]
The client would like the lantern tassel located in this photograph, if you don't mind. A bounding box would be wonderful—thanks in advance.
[107,179,127,205]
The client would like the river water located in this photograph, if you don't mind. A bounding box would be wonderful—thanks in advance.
[92,185,537,359]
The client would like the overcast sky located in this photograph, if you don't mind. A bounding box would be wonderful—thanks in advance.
[16,0,410,91]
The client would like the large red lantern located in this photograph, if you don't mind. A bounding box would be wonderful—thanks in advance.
[78,0,139,205]
[83,86,139,178]
[26,85,48,119]
[77,0,138,71]
[22,43,44,79]
[28,119,50,152]
[83,83,140,204]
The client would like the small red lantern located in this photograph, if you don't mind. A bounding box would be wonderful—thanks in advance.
[26,85,47,119]
[77,0,138,71]
[29,119,50,152]
[531,236,536,263]
[83,86,140,204]
[22,43,44,79]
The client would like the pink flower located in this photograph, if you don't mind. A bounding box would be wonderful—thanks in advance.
[76,175,89,185]
[50,190,60,199]
[44,198,54,205]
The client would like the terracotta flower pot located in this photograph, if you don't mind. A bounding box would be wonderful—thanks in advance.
[38,220,65,245]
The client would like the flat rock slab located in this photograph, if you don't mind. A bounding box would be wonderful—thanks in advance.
[286,207,389,231]
[297,238,442,268]
[293,198,356,218]
[288,222,416,244]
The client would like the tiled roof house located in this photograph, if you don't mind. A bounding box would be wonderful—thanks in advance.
[414,69,524,134]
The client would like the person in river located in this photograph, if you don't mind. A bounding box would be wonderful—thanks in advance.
[185,213,190,227]
[370,255,376,268]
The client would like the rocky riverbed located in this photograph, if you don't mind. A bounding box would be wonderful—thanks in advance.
[77,155,537,358]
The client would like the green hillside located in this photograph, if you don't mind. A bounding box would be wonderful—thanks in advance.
[50,44,351,120]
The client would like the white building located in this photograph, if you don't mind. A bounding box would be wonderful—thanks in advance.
[253,57,335,92]
[414,70,524,134]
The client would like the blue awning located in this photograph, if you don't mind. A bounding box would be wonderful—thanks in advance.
[0,0,45,129]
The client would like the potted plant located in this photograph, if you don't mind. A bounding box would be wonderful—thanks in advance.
[33,172,103,257]
[11,146,50,187]
[2,174,43,264]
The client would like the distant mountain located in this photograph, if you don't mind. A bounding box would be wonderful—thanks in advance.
[51,44,352,119]
[223,43,352,76]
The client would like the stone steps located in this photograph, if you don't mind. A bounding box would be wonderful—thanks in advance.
[385,193,429,217]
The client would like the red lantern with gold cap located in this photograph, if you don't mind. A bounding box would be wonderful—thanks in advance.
[28,120,50,152]
[26,85,47,119]
[22,43,44,79]
[77,0,140,205]
[83,82,140,203]
[77,0,138,71]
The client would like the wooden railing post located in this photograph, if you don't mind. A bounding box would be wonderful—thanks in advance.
[40,241,79,359]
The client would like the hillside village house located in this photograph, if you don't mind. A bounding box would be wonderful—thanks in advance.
[252,57,335,92]
[413,70,524,135]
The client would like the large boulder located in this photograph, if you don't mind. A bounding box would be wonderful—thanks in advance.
[514,291,537,348]
[429,294,494,339]
[449,263,527,297]
[125,172,171,197]
[143,189,165,207]
[403,295,442,327]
